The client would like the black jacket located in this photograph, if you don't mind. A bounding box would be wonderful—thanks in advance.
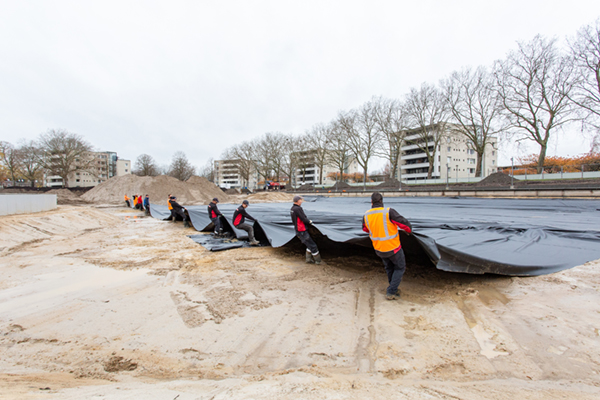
[233,205,255,226]
[169,199,185,212]
[290,204,311,232]
[208,202,222,219]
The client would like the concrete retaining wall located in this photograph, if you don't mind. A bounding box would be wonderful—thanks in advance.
[0,194,57,216]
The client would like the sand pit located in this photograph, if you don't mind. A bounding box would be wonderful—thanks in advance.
[245,191,295,202]
[81,175,231,205]
[1,205,600,398]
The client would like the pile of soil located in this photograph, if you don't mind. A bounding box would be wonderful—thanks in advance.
[375,178,401,189]
[46,189,89,205]
[476,172,518,187]
[225,188,240,195]
[325,181,351,190]
[81,175,230,205]
[246,192,295,203]
[295,183,315,190]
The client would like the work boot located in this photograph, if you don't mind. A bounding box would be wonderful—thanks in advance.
[313,253,322,265]
[305,251,314,263]
[249,239,260,246]
[385,293,397,301]
[183,220,190,228]
[171,216,176,222]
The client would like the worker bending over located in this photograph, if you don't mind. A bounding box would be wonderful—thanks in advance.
[124,194,130,208]
[208,198,223,236]
[363,192,412,300]
[233,200,260,246]
[290,195,321,264]
[169,196,191,228]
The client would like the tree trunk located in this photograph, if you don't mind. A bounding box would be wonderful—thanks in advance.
[476,152,483,177]
[363,166,367,191]
[537,144,547,174]
[427,158,434,179]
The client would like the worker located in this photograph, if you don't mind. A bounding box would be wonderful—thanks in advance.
[168,194,175,221]
[208,198,223,236]
[132,195,138,208]
[169,196,190,228]
[124,194,130,208]
[233,200,260,245]
[290,195,321,264]
[143,195,150,216]
[362,192,412,301]
[137,194,144,211]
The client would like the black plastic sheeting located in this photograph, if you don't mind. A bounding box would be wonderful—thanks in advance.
[149,197,600,276]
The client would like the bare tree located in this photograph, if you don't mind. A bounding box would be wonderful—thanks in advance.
[306,123,331,185]
[0,141,22,185]
[251,133,279,183]
[225,143,256,188]
[267,133,289,183]
[37,129,94,188]
[494,35,578,173]
[198,158,215,182]
[325,121,351,183]
[340,101,381,190]
[442,66,504,177]
[17,140,43,187]
[404,83,450,178]
[569,18,600,146]
[168,151,196,181]
[373,97,407,180]
[133,154,160,176]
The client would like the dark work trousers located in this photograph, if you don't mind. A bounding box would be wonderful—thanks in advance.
[175,209,188,221]
[381,248,406,296]
[169,209,176,221]
[211,217,222,233]
[125,200,130,208]
[235,223,256,242]
[296,231,319,255]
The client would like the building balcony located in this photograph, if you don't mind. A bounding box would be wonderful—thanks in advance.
[401,162,430,170]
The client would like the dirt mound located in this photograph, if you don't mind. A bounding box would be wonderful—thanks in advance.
[81,175,231,205]
[476,172,518,187]
[225,188,239,195]
[375,178,400,189]
[325,181,351,190]
[46,189,89,205]
[246,192,295,203]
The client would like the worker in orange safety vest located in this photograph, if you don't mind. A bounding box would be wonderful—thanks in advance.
[124,194,130,208]
[362,192,412,300]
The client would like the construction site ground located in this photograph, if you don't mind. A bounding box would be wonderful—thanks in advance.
[1,203,600,399]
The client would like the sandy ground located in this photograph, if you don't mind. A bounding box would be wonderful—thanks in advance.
[1,205,599,399]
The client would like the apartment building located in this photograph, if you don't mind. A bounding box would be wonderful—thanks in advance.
[293,150,361,186]
[45,151,131,188]
[400,124,498,181]
[213,159,259,189]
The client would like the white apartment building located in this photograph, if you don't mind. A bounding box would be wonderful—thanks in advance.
[293,150,361,186]
[213,159,259,189]
[45,151,131,188]
[400,124,498,181]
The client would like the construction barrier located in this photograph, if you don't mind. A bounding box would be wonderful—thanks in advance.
[0,194,57,216]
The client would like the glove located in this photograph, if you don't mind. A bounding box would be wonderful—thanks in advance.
[309,220,313,225]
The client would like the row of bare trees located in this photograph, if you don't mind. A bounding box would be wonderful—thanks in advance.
[1,129,199,187]
[0,129,95,187]
[220,19,600,183]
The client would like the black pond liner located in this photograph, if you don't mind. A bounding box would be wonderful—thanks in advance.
[149,196,600,276]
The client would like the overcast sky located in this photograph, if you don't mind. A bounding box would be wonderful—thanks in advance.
[1,0,599,171]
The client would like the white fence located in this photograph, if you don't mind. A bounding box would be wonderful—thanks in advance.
[0,194,57,216]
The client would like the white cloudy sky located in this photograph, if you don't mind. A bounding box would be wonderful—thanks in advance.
[1,0,599,170]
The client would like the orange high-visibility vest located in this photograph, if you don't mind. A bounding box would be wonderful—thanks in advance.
[168,199,173,210]
[364,207,400,253]
[124,195,129,201]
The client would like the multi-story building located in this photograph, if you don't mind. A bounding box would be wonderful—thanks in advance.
[213,159,259,189]
[45,151,131,188]
[293,150,361,186]
[400,124,498,181]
